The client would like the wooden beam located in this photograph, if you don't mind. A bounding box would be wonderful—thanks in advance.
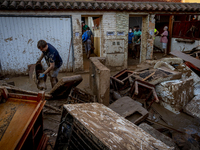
[167,15,174,54]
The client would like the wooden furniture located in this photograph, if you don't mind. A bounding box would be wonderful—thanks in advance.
[0,87,47,150]
[54,103,172,150]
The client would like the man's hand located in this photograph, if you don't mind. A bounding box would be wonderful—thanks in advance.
[39,73,45,78]
[36,60,41,64]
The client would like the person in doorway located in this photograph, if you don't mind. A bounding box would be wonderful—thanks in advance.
[160,26,168,57]
[154,28,159,39]
[82,27,93,59]
[82,22,88,33]
[128,27,134,58]
[37,40,63,88]
[134,26,142,59]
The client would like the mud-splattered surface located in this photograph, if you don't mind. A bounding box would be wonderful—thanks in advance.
[64,103,172,150]
[1,72,92,149]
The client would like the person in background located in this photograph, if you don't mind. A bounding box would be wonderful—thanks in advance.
[160,26,168,57]
[82,27,93,59]
[134,26,142,59]
[82,22,88,33]
[37,40,63,88]
[128,27,134,58]
[154,28,159,39]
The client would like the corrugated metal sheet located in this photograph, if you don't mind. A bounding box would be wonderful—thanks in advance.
[0,16,72,75]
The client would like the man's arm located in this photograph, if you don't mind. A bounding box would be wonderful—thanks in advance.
[155,30,159,36]
[43,62,55,75]
[37,53,44,63]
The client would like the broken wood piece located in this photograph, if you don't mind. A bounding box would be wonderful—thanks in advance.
[49,75,83,98]
[121,73,135,82]
[44,104,62,113]
[1,85,52,99]
[109,96,149,125]
[110,76,124,85]
[142,71,155,81]
[171,50,200,69]
[146,118,185,134]
[130,79,159,109]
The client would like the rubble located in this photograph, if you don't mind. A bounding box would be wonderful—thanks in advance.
[154,61,175,70]
[49,75,83,98]
[139,123,177,148]
[161,57,183,65]
[129,79,159,108]
[132,67,182,85]
[109,96,149,125]
[184,94,200,119]
[156,78,194,114]
[177,63,200,85]
[110,69,134,91]
[2,48,200,149]
[67,87,96,104]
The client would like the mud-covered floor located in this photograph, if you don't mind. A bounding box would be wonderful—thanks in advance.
[3,65,200,149]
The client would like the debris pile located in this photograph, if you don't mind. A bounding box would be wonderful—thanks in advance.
[108,52,200,150]
[1,51,200,149]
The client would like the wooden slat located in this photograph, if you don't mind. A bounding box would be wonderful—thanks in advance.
[170,51,200,69]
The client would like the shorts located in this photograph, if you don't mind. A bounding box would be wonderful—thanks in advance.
[49,67,61,78]
[162,43,167,49]
[85,39,91,53]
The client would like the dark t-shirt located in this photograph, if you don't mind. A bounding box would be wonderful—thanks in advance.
[42,43,63,68]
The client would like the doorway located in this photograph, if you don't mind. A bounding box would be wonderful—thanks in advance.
[81,16,101,72]
[154,15,170,59]
[128,17,143,67]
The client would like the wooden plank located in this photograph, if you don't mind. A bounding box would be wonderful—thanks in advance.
[170,50,200,69]
[167,15,174,54]
[142,71,156,81]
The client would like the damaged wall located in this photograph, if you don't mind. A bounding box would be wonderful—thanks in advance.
[146,14,155,60]
[155,37,200,52]
[0,16,73,75]
[72,14,84,72]
[170,38,200,52]
[101,12,129,71]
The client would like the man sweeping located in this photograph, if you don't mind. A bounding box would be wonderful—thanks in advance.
[36,40,63,88]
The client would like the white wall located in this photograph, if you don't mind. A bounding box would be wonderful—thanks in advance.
[0,16,72,75]
[154,36,200,52]
[170,38,200,52]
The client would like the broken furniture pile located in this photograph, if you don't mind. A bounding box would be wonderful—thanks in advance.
[108,53,200,149]
[1,52,200,149]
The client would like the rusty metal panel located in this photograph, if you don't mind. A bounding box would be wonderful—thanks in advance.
[0,16,72,75]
